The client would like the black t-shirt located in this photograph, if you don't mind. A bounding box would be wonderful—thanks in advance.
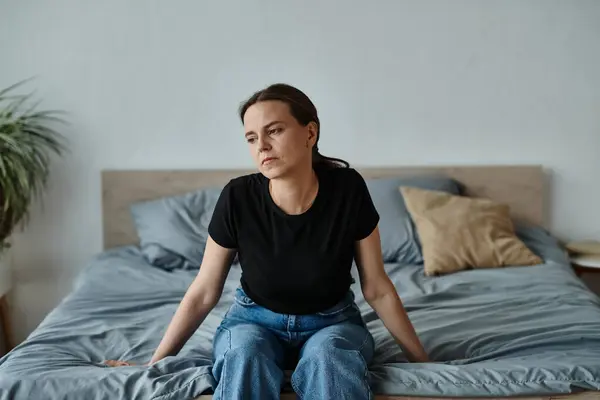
[208,165,380,315]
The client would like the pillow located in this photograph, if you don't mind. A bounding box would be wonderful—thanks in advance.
[365,175,462,264]
[130,186,227,270]
[399,186,543,276]
[139,244,197,271]
[515,222,570,265]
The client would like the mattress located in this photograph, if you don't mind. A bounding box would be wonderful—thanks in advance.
[1,225,600,399]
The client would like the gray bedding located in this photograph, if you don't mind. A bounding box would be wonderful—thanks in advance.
[1,225,600,399]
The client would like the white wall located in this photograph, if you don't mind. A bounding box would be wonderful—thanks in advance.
[1,0,599,343]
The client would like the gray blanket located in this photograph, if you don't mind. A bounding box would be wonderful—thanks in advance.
[1,225,600,399]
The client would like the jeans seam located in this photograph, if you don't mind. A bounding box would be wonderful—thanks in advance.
[218,327,232,399]
[291,375,305,399]
[357,329,370,353]
[356,329,373,399]
[351,348,372,400]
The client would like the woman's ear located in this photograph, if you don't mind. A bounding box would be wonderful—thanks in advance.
[307,122,318,145]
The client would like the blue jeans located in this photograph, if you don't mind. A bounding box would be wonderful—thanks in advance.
[212,287,375,400]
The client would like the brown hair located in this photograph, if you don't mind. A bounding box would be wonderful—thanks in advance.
[239,83,349,169]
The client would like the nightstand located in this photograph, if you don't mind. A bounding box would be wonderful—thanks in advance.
[571,254,600,277]
[567,241,600,277]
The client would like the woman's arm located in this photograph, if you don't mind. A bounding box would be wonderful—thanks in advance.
[354,226,430,363]
[147,236,236,364]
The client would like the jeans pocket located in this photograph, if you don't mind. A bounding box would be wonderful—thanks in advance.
[316,302,353,316]
[234,287,257,307]
[316,297,355,316]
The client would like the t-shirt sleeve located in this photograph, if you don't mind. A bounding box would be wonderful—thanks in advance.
[208,181,238,249]
[352,169,380,240]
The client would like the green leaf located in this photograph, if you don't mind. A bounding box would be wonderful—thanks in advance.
[0,77,35,98]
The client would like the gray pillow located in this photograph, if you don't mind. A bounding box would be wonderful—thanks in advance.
[365,175,462,264]
[130,186,226,270]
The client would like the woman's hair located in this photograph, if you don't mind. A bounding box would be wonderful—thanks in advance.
[238,83,349,169]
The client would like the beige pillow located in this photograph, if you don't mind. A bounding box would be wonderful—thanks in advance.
[399,186,543,276]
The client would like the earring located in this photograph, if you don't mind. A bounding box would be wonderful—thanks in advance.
[305,141,309,148]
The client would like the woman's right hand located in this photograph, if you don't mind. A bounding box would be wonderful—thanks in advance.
[103,360,134,367]
[103,359,153,367]
[147,236,236,364]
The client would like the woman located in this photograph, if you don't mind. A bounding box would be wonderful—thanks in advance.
[109,83,430,399]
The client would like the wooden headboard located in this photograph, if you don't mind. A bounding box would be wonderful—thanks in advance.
[101,165,546,250]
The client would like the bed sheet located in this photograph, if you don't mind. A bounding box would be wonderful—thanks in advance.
[1,225,600,399]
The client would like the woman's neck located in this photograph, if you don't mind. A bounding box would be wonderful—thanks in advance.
[269,167,319,215]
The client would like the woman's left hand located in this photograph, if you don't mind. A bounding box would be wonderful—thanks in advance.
[354,227,430,363]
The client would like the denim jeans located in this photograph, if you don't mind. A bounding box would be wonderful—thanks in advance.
[212,287,375,400]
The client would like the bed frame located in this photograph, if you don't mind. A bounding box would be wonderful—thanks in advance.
[101,165,597,400]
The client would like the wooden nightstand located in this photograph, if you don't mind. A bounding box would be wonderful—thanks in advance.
[571,254,600,277]
[567,241,600,277]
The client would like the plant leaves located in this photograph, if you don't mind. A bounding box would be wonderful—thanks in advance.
[0,79,68,244]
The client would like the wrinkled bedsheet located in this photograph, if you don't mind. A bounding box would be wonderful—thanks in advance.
[1,225,600,399]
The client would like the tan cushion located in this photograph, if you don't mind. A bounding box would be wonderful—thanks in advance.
[399,186,543,276]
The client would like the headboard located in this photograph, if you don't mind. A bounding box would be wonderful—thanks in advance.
[101,165,546,250]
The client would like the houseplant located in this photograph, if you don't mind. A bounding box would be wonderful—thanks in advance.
[0,79,68,255]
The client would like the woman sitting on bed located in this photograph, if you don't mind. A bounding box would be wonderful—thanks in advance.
[107,83,430,399]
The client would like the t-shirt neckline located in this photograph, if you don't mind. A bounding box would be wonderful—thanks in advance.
[263,169,323,219]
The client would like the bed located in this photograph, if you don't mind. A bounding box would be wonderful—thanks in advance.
[0,165,599,400]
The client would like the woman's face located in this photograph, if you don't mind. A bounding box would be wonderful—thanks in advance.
[243,100,316,179]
